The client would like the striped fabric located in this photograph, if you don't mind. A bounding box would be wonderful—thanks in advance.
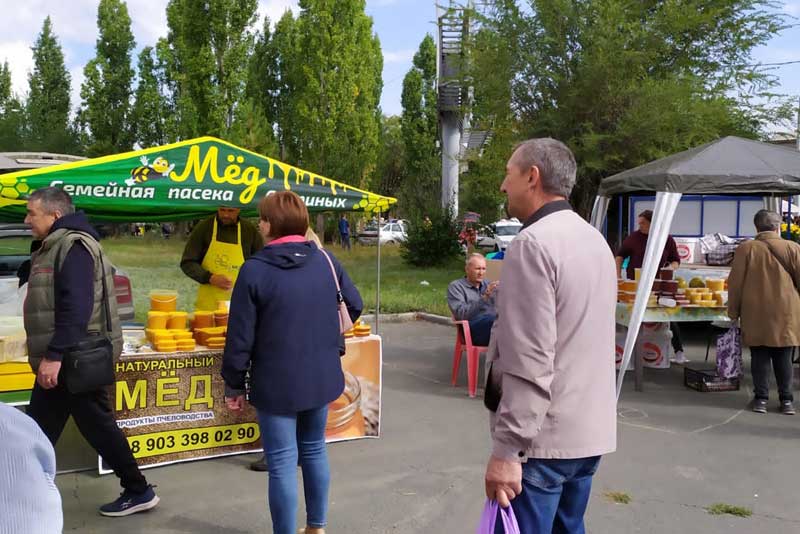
[0,403,62,534]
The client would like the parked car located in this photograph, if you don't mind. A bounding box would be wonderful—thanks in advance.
[0,224,135,322]
[475,219,523,252]
[357,220,408,245]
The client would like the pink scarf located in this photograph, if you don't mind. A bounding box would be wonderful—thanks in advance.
[267,234,307,246]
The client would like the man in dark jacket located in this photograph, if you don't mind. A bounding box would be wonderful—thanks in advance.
[23,187,158,517]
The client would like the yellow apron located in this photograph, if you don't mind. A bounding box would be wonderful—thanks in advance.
[195,219,245,311]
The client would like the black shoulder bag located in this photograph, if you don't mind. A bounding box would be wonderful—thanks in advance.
[59,250,116,394]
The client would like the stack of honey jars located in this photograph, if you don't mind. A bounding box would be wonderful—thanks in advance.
[190,301,228,349]
[146,290,196,352]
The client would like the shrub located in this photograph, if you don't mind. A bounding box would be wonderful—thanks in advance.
[401,205,462,267]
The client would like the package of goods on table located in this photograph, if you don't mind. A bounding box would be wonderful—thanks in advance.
[617,268,728,309]
[145,290,229,352]
[0,316,33,393]
[344,319,372,339]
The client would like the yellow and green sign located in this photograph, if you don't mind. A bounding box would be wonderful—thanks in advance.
[0,137,396,222]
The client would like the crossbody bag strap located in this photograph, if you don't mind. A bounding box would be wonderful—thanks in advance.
[319,249,344,303]
[760,240,799,293]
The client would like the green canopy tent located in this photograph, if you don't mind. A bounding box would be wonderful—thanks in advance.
[0,137,395,221]
[0,137,397,331]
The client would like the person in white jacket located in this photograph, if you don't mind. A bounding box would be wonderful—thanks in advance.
[0,402,63,534]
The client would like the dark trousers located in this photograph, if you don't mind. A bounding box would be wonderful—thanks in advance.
[497,456,601,534]
[750,346,794,402]
[27,381,148,493]
[340,234,351,250]
[670,322,684,352]
[469,313,496,346]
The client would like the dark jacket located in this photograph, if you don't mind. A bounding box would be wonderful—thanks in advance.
[45,213,97,360]
[221,241,363,414]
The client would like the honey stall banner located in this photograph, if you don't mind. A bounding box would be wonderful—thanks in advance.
[100,335,382,473]
[0,137,396,223]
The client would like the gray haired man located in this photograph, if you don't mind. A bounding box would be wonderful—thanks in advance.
[484,139,617,533]
[728,209,799,415]
[447,253,498,345]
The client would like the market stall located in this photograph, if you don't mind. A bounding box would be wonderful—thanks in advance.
[591,136,800,395]
[0,137,395,470]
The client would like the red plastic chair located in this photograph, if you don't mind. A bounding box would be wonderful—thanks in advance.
[451,318,489,397]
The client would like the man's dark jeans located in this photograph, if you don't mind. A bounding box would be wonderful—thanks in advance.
[750,346,794,402]
[496,456,601,534]
[27,380,149,493]
[468,313,496,346]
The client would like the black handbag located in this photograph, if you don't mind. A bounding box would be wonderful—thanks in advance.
[61,252,116,394]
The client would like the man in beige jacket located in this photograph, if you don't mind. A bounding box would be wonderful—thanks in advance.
[483,138,617,533]
[727,210,799,415]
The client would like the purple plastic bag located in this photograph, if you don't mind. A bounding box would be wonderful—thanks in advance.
[476,499,521,534]
[716,327,742,379]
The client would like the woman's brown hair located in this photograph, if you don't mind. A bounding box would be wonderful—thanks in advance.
[258,191,309,238]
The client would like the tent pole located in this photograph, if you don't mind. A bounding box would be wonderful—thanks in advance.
[376,215,381,334]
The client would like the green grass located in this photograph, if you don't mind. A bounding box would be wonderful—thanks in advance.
[604,491,632,505]
[102,236,464,323]
[706,504,752,518]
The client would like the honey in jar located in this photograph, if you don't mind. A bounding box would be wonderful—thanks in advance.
[167,311,188,330]
[150,290,178,312]
[147,311,169,329]
[326,372,365,440]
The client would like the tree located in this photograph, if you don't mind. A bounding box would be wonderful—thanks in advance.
[26,17,74,152]
[372,115,406,203]
[80,0,136,156]
[160,0,258,138]
[400,34,439,216]
[131,47,170,147]
[0,62,26,150]
[467,0,792,216]
[288,0,383,186]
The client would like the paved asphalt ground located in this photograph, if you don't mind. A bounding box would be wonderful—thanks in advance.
[54,321,800,533]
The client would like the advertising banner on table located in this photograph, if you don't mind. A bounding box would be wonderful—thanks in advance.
[0,137,396,222]
[100,335,382,473]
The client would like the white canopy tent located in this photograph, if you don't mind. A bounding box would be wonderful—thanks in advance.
[591,137,800,397]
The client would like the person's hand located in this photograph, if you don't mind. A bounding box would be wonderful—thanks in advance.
[484,455,522,508]
[225,395,246,412]
[37,358,62,390]
[484,281,499,299]
[209,274,233,290]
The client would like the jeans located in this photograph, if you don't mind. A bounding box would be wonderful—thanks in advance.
[27,381,148,493]
[469,313,496,346]
[496,456,601,534]
[258,406,330,534]
[750,346,794,402]
[340,234,351,250]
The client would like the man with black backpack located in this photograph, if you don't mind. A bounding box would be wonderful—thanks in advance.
[728,209,799,415]
[23,187,159,517]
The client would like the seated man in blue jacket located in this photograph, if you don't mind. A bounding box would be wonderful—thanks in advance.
[447,253,498,346]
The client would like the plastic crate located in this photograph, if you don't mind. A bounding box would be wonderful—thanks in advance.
[684,364,740,392]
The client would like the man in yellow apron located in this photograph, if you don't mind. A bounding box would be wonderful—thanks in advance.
[180,207,264,311]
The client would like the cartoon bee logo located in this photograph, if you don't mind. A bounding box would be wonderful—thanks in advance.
[125,155,176,186]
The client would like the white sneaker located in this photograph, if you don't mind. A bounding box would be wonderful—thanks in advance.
[671,351,689,364]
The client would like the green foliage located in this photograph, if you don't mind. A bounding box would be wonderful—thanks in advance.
[80,0,136,155]
[226,98,279,156]
[400,34,439,216]
[401,206,462,267]
[372,115,406,201]
[26,17,74,152]
[467,0,792,216]
[131,47,171,148]
[289,0,383,187]
[161,0,259,138]
[0,62,25,151]
[706,503,752,517]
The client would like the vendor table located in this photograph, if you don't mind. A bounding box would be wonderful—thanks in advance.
[615,303,731,391]
[1,331,382,474]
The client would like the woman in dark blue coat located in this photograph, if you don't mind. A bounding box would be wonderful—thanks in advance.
[222,191,362,534]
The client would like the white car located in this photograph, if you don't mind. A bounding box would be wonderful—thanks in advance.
[475,219,522,252]
[357,221,408,245]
